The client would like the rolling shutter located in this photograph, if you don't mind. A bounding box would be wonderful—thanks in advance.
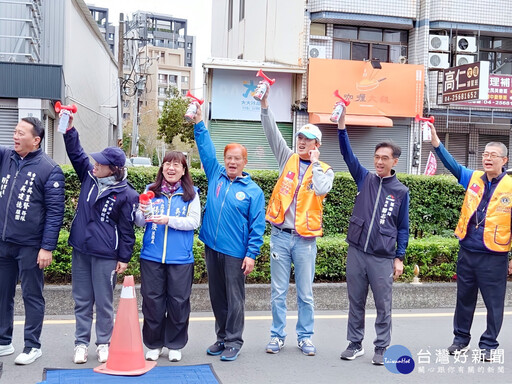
[421,132,469,174]
[317,124,410,173]
[209,120,292,170]
[0,108,18,146]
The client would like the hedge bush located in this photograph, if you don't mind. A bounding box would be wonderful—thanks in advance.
[56,165,465,284]
[62,165,465,237]
[48,230,459,284]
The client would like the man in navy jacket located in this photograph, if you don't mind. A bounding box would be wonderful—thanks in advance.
[0,117,65,365]
[337,108,409,366]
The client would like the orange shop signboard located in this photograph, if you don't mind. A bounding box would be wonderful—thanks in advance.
[308,59,425,118]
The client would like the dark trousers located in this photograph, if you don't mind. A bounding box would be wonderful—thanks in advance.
[0,240,45,349]
[140,259,194,350]
[453,247,508,350]
[346,246,394,348]
[205,245,246,349]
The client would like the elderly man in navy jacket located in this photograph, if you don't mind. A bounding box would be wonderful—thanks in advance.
[0,117,65,365]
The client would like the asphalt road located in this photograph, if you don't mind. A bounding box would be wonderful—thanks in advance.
[1,309,511,384]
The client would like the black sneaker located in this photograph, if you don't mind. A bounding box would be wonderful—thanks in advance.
[206,341,225,356]
[340,342,364,360]
[220,347,240,361]
[372,347,386,365]
[447,343,469,355]
[482,349,492,362]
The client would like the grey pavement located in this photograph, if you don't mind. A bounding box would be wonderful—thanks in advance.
[1,308,512,384]
[6,282,512,383]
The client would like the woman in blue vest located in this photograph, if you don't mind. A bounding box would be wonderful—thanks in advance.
[135,151,200,363]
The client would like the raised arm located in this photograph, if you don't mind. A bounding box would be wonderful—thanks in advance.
[63,127,93,182]
[429,122,473,187]
[259,85,293,171]
[193,105,222,179]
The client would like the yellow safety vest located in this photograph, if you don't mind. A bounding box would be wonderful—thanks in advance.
[454,171,512,252]
[266,154,331,237]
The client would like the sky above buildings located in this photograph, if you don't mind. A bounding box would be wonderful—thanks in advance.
[87,0,213,97]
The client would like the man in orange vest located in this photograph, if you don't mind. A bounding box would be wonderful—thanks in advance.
[259,86,334,356]
[429,122,512,361]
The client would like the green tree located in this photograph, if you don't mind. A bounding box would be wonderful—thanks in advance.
[157,87,195,146]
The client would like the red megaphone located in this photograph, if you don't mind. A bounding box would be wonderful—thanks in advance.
[334,90,350,106]
[55,101,78,114]
[415,114,435,123]
[256,69,276,86]
[185,91,204,105]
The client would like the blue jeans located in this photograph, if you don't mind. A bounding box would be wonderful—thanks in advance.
[269,226,317,342]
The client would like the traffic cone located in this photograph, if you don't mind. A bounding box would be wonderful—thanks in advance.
[94,275,156,376]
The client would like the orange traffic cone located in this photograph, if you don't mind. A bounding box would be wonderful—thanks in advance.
[94,275,156,376]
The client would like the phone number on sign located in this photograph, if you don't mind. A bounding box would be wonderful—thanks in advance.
[443,91,479,103]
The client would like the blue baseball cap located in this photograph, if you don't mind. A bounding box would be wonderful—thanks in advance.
[91,147,126,168]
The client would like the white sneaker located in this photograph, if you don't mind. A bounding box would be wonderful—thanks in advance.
[14,348,42,365]
[0,343,14,356]
[73,344,88,364]
[145,348,163,361]
[168,349,182,362]
[96,344,109,363]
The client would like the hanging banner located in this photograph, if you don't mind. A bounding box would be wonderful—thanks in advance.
[424,151,437,176]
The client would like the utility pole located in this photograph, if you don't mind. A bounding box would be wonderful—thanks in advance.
[117,13,124,147]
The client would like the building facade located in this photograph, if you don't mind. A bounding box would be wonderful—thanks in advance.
[0,0,120,164]
[120,11,195,158]
[207,0,512,173]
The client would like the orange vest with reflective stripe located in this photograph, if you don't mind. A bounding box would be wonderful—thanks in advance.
[454,171,512,252]
[266,154,331,237]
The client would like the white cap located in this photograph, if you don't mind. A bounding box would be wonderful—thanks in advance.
[296,124,322,144]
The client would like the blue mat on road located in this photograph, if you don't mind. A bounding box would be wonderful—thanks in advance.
[38,364,221,384]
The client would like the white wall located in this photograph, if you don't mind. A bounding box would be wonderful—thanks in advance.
[53,0,119,164]
[211,0,304,66]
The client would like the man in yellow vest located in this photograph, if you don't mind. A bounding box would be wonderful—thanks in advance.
[429,122,512,361]
[259,86,334,356]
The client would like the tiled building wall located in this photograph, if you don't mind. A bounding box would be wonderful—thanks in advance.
[308,0,417,19]
[429,0,512,25]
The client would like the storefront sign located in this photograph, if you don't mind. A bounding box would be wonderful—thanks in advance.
[456,74,512,109]
[210,69,292,122]
[308,59,424,118]
[442,61,489,103]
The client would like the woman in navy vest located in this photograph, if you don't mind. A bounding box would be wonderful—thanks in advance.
[135,151,200,363]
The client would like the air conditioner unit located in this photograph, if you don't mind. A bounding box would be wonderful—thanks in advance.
[428,53,450,69]
[429,35,449,52]
[455,54,476,66]
[456,36,477,53]
[308,45,326,59]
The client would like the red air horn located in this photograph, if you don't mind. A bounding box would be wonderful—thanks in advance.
[185,91,204,106]
[256,69,276,86]
[415,114,435,123]
[54,101,78,114]
[334,90,351,106]
[330,90,350,123]
[253,69,276,101]
[184,91,204,122]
